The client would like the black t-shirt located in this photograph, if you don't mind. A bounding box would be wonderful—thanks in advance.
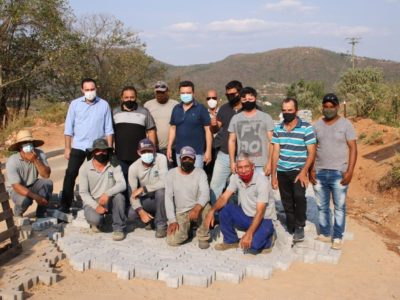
[214,103,241,154]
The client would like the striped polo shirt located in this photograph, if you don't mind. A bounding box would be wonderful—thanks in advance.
[272,118,316,172]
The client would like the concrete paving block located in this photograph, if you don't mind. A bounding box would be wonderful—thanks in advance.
[246,265,273,279]
[317,253,334,264]
[19,225,33,240]
[76,209,86,220]
[274,257,292,271]
[134,264,159,280]
[215,268,242,283]
[303,250,318,264]
[112,263,133,280]
[91,257,113,272]
[15,217,30,227]
[37,272,58,286]
[47,209,74,223]
[165,275,182,288]
[70,254,91,272]
[343,232,354,241]
[48,231,61,241]
[314,240,331,252]
[328,249,342,264]
[0,289,24,300]
[183,272,210,287]
[15,275,39,291]
[71,219,90,229]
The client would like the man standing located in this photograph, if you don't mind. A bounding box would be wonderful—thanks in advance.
[310,93,357,250]
[167,81,212,168]
[205,153,277,254]
[271,98,316,242]
[128,138,168,238]
[228,87,275,176]
[144,81,178,168]
[165,146,211,249]
[79,139,127,241]
[113,86,156,179]
[209,80,243,204]
[6,130,52,218]
[60,78,114,213]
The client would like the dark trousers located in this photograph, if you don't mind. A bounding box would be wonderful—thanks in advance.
[277,170,307,232]
[158,148,177,169]
[204,147,218,183]
[61,148,87,210]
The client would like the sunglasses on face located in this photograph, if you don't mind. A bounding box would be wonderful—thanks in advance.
[155,84,167,89]
[206,97,217,100]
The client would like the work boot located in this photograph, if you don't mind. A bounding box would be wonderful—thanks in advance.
[315,234,331,243]
[198,240,210,249]
[155,227,167,238]
[293,227,305,242]
[214,242,239,251]
[112,231,125,241]
[331,238,343,250]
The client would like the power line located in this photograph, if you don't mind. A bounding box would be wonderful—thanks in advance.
[346,37,361,69]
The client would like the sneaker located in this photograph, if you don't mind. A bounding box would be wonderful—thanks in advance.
[214,242,239,251]
[112,231,125,241]
[91,225,101,233]
[261,231,277,254]
[315,234,331,243]
[293,227,305,242]
[331,238,343,250]
[198,240,210,249]
[144,223,153,230]
[155,228,167,238]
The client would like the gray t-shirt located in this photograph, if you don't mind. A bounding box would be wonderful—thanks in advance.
[226,172,277,220]
[228,110,275,167]
[79,159,126,209]
[144,98,179,149]
[165,167,209,223]
[314,117,357,172]
[6,150,49,191]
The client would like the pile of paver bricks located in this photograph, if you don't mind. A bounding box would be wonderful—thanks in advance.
[54,190,353,289]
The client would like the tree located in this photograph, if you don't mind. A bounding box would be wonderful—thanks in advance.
[286,79,325,114]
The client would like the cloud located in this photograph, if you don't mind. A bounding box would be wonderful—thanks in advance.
[207,19,278,33]
[168,22,199,31]
[264,0,316,12]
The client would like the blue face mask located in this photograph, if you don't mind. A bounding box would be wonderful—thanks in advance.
[180,93,193,104]
[141,152,154,164]
[22,143,34,153]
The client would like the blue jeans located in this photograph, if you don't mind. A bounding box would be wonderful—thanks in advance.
[219,203,275,251]
[313,169,349,239]
[176,154,204,168]
[210,151,231,205]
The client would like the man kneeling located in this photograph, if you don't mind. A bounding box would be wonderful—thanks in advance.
[165,146,211,249]
[205,153,277,254]
[79,139,127,241]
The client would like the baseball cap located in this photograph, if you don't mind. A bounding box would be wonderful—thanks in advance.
[154,81,168,92]
[180,146,196,160]
[138,138,155,152]
[322,93,339,105]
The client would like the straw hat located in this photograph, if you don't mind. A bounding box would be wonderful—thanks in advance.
[8,129,44,151]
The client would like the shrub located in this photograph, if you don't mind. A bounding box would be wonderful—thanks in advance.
[364,131,384,145]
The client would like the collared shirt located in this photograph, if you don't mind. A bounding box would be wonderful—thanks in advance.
[64,96,114,151]
[272,117,316,172]
[226,172,276,220]
[170,100,210,154]
[5,150,49,191]
[214,103,241,154]
[78,159,126,209]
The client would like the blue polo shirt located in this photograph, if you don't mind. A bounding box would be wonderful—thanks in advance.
[170,100,210,154]
[64,96,114,151]
[272,117,316,172]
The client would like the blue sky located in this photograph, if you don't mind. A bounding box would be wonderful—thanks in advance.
[69,0,400,66]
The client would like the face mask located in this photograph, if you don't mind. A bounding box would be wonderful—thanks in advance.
[84,90,96,101]
[227,94,240,106]
[22,143,34,153]
[180,94,193,104]
[242,101,256,111]
[141,152,154,164]
[283,112,296,123]
[207,99,218,109]
[322,108,338,120]
[123,100,138,111]
[94,153,109,164]
[238,169,254,183]
[181,160,195,173]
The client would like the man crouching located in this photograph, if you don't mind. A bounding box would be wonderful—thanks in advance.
[165,146,211,249]
[205,153,277,254]
[79,138,127,241]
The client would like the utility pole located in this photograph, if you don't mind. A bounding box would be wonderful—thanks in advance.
[346,37,361,69]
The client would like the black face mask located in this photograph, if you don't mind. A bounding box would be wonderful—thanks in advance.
[181,161,195,173]
[94,153,109,164]
[282,113,296,123]
[123,100,138,111]
[227,94,240,106]
[242,101,256,111]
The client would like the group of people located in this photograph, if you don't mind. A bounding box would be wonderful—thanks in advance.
[6,77,357,253]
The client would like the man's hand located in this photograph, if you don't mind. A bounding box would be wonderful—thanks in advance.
[240,232,253,250]
[271,176,279,190]
[34,195,48,206]
[263,163,272,176]
[64,148,71,160]
[138,209,154,223]
[230,162,237,174]
[131,187,144,200]
[294,170,309,188]
[204,209,215,229]
[98,193,109,206]
[309,169,317,185]
[166,148,172,161]
[210,116,218,127]
[167,222,179,235]
[95,205,107,214]
[188,204,202,222]
[22,151,38,162]
[340,171,353,185]
[204,151,212,165]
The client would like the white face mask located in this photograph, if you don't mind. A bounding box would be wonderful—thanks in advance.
[84,90,96,101]
[141,152,154,164]
[207,99,218,109]
[22,143,34,153]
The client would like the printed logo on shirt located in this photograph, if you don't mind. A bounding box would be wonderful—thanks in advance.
[108,171,113,178]
[237,120,262,158]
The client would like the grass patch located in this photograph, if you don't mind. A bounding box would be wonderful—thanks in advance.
[379,155,400,191]
[358,132,367,140]
[38,102,68,124]
[364,131,384,145]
